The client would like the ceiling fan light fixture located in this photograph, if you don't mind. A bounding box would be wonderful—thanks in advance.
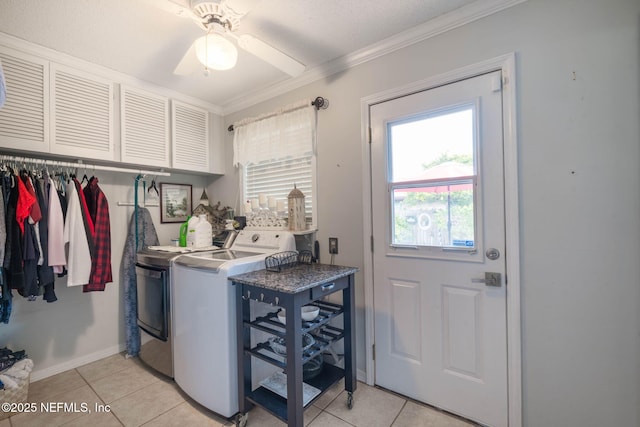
[195,33,238,71]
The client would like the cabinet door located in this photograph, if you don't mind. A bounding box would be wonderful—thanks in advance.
[0,46,50,153]
[120,85,170,167]
[171,100,210,173]
[50,63,115,161]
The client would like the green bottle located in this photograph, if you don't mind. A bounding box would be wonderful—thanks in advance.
[179,216,191,247]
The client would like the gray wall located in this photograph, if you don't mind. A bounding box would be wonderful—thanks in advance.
[212,0,640,425]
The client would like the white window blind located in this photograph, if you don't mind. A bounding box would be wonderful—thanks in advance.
[233,99,316,223]
[245,155,314,217]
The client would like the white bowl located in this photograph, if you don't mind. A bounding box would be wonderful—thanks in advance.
[268,333,315,355]
[277,309,286,324]
[276,306,320,324]
[302,305,320,321]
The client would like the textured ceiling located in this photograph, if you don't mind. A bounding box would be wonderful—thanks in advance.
[0,0,494,110]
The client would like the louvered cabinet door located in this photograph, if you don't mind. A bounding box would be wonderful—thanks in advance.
[0,47,50,152]
[120,86,170,168]
[171,100,210,173]
[50,63,115,161]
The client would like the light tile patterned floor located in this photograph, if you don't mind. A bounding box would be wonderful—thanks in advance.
[1,353,477,427]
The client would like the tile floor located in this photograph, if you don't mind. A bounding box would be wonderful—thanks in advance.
[1,353,477,427]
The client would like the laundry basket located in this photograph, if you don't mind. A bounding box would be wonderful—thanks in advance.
[0,370,31,420]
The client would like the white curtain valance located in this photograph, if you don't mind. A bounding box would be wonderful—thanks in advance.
[233,98,316,167]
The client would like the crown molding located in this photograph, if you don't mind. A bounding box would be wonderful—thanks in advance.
[222,0,526,115]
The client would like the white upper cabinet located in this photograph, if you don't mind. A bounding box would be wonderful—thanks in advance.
[50,63,115,161]
[0,46,49,153]
[120,85,170,168]
[0,38,223,174]
[171,100,210,173]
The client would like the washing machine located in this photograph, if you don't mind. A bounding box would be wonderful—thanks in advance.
[171,230,295,417]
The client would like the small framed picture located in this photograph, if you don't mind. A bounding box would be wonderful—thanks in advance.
[160,183,192,223]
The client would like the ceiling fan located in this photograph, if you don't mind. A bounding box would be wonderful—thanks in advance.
[153,0,306,77]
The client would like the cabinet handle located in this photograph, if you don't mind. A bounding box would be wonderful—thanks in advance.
[321,283,335,292]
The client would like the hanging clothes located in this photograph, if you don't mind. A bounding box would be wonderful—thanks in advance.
[21,215,39,300]
[63,179,91,286]
[47,176,66,274]
[83,177,112,292]
[22,172,42,224]
[122,207,158,357]
[5,175,25,292]
[15,175,35,236]
[0,178,11,323]
[0,177,6,264]
[0,269,10,323]
[34,177,56,302]
[20,173,42,300]
[72,177,95,258]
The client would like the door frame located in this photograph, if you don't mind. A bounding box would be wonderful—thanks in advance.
[360,53,521,427]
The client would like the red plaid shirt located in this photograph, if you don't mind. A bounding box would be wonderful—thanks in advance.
[83,178,112,292]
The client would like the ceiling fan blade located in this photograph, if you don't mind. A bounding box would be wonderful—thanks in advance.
[235,34,305,77]
[173,42,201,75]
[142,0,194,18]
[223,0,262,18]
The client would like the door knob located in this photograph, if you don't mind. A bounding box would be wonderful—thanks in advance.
[471,272,502,287]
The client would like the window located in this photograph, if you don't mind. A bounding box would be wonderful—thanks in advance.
[233,99,316,226]
[389,105,476,248]
[244,154,314,218]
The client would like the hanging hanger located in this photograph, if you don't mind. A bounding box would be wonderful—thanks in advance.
[148,176,159,196]
[9,167,15,188]
[81,164,89,184]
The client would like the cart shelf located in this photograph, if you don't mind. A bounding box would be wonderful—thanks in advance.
[246,364,345,423]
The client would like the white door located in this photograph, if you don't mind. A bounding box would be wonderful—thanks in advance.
[371,71,507,427]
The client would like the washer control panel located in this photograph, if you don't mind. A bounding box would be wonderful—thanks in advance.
[232,230,294,251]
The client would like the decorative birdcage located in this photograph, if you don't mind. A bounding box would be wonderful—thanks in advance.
[287,184,306,232]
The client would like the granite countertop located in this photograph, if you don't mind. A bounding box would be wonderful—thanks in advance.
[229,263,358,294]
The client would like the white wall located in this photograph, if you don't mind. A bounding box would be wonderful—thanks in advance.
[1,170,207,380]
[212,0,640,425]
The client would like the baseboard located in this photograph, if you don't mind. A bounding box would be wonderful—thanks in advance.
[357,368,367,383]
[31,343,367,385]
[30,343,126,382]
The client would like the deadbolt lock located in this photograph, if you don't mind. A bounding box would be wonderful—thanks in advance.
[486,248,500,260]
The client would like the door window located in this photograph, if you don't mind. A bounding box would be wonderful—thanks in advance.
[389,105,476,248]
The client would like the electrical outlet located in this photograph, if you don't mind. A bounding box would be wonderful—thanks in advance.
[329,237,338,254]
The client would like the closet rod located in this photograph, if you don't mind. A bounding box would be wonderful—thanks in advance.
[0,154,171,177]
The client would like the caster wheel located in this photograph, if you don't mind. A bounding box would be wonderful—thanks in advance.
[235,413,248,427]
[346,392,354,409]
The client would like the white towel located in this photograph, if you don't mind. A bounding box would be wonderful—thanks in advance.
[3,359,34,380]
